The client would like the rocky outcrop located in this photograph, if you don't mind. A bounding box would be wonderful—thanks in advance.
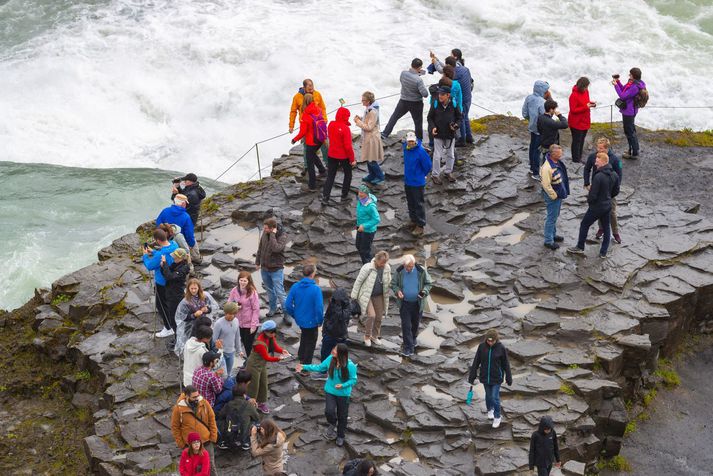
[28,118,713,475]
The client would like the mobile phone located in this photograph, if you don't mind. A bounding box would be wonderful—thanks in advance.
[143,242,149,249]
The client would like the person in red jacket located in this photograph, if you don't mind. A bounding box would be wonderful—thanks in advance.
[568,77,596,163]
[321,107,356,205]
[292,93,327,191]
[245,320,291,414]
[179,432,210,476]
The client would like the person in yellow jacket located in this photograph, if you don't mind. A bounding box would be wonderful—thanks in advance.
[290,78,329,173]
[539,144,570,251]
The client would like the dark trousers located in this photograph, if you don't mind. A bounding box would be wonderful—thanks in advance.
[459,101,473,142]
[528,133,542,175]
[382,99,424,140]
[325,393,350,438]
[240,327,256,358]
[320,334,346,362]
[155,284,173,331]
[622,115,639,155]
[537,465,552,476]
[322,157,352,200]
[298,327,319,365]
[165,293,181,332]
[400,300,421,354]
[405,185,426,226]
[355,230,375,264]
[570,127,588,163]
[305,144,324,190]
[577,207,612,255]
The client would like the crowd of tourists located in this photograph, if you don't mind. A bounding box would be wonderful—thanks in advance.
[139,48,648,475]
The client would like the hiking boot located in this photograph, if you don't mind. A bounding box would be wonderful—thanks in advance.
[400,350,414,358]
[554,235,564,242]
[487,410,494,420]
[266,308,279,318]
[216,441,229,450]
[544,242,560,250]
[432,175,442,185]
[257,403,270,414]
[595,228,604,240]
[599,252,608,259]
[370,177,385,185]
[445,172,456,183]
[566,246,585,256]
[613,233,622,244]
[412,226,424,236]
[325,425,337,440]
[336,437,345,447]
[492,417,502,429]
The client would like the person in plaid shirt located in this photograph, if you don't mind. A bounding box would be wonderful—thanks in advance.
[192,351,224,407]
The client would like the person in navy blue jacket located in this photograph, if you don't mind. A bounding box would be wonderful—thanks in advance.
[156,194,197,253]
[142,227,178,338]
[402,132,432,235]
[285,264,325,369]
[468,329,512,429]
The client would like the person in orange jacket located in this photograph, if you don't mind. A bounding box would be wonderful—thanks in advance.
[292,94,327,191]
[179,432,210,476]
[321,106,355,204]
[171,386,218,476]
[290,79,329,173]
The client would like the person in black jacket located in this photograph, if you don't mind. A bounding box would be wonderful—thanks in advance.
[320,288,359,363]
[583,137,623,244]
[342,458,378,476]
[171,173,206,227]
[427,86,462,184]
[160,248,191,334]
[529,416,561,476]
[467,329,512,429]
[537,99,568,163]
[567,152,621,258]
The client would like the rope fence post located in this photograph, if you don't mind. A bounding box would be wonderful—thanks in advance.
[255,143,262,180]
[610,105,613,130]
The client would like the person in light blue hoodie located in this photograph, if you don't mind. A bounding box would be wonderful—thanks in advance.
[522,80,551,180]
[355,185,381,264]
[142,227,178,338]
[285,264,324,368]
[296,343,357,447]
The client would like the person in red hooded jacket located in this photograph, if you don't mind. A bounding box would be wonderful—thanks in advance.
[568,77,596,163]
[292,93,327,191]
[321,107,356,204]
[179,432,210,476]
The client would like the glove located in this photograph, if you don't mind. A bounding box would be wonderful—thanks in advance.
[506,378,513,386]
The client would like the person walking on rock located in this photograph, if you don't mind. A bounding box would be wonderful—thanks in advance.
[568,77,596,163]
[402,132,432,235]
[529,416,561,476]
[351,250,391,347]
[321,288,359,361]
[381,58,429,141]
[256,217,290,323]
[245,320,291,414]
[290,79,329,173]
[428,85,462,184]
[227,271,260,358]
[175,278,220,356]
[540,145,570,250]
[567,152,620,258]
[522,80,550,179]
[142,227,178,338]
[250,417,287,475]
[468,329,512,429]
[537,99,568,163]
[156,194,198,261]
[171,385,218,476]
[291,93,327,191]
[160,247,190,337]
[355,185,381,264]
[285,264,324,370]
[391,254,432,357]
[584,137,623,244]
[171,173,206,228]
[354,91,385,185]
[322,106,355,204]
[213,302,243,377]
[296,343,358,447]
[179,431,210,476]
[613,68,646,159]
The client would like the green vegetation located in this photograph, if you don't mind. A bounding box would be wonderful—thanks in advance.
[654,359,681,388]
[112,299,129,317]
[143,463,177,475]
[75,370,91,381]
[642,388,657,407]
[663,128,713,147]
[200,197,220,215]
[51,293,72,306]
[559,382,576,395]
[597,455,632,472]
[624,420,637,436]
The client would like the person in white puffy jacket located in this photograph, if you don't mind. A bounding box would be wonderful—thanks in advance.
[350,250,391,347]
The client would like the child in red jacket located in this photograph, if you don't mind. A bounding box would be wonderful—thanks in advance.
[179,432,210,476]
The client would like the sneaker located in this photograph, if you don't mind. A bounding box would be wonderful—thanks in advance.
[445,173,456,183]
[372,338,383,346]
[595,229,604,240]
[364,338,371,347]
[599,253,608,259]
[530,172,541,180]
[566,246,585,256]
[613,233,622,244]
[257,403,270,414]
[241,442,251,451]
[216,441,229,450]
[371,177,385,185]
[487,410,494,420]
[554,235,564,243]
[336,437,345,447]
[325,425,337,440]
[380,132,387,140]
[544,242,560,250]
[400,351,414,358]
[432,175,442,185]
[412,226,424,236]
[492,417,502,429]
[155,327,174,338]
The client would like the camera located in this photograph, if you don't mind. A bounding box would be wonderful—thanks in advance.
[449,122,459,131]
[143,242,149,249]
[172,177,181,184]
[612,74,620,80]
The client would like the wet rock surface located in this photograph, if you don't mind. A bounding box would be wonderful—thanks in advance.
[26,120,713,475]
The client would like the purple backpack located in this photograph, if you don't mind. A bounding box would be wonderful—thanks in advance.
[310,113,328,144]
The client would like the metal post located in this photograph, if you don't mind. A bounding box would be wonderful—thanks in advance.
[610,105,613,130]
[255,143,262,180]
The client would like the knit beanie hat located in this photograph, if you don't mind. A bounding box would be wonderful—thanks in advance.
[187,432,201,443]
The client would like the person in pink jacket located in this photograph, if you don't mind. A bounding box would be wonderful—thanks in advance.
[228,271,261,357]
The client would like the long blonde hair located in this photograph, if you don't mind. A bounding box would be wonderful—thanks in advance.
[184,277,205,301]
[301,93,314,113]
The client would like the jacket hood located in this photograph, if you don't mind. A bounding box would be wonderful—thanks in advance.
[538,415,554,433]
[296,277,317,288]
[571,84,586,94]
[598,164,614,175]
[330,288,351,307]
[304,102,321,116]
[335,107,351,125]
[185,337,207,353]
[364,193,378,205]
[298,87,305,95]
[533,80,550,97]
[368,101,380,111]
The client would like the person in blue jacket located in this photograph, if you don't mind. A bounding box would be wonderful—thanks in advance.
[355,185,380,264]
[142,227,178,337]
[522,80,551,180]
[285,264,324,368]
[296,343,357,447]
[402,132,432,236]
[156,194,197,253]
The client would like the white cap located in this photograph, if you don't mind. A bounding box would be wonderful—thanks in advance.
[406,132,417,142]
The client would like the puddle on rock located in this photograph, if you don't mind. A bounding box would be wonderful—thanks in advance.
[207,223,261,262]
[398,446,419,463]
[470,212,530,244]
[420,384,454,401]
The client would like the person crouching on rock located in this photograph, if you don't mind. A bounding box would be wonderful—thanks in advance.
[356,185,381,264]
[402,132,432,236]
[179,431,210,476]
[540,144,570,250]
[529,416,561,476]
[351,250,391,347]
[250,417,287,476]
[391,254,432,357]
[468,329,512,429]
[245,320,291,415]
[296,343,358,447]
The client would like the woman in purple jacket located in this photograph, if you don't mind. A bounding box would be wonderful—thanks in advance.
[613,67,646,159]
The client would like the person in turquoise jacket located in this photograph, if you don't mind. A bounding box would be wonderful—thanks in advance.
[296,343,357,447]
[355,185,380,264]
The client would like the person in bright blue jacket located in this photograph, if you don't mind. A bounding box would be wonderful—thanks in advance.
[142,227,179,337]
[285,264,324,367]
[403,132,432,235]
[156,194,196,248]
[296,343,357,447]
[355,185,380,264]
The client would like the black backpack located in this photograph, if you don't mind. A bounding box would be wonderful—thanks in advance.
[217,403,248,449]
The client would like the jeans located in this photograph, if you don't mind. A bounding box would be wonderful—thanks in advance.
[240,327,256,357]
[622,114,639,155]
[365,160,384,182]
[570,127,588,163]
[298,327,319,365]
[223,352,235,377]
[325,393,350,438]
[305,144,323,190]
[459,101,473,143]
[155,284,173,331]
[355,230,375,264]
[529,133,542,175]
[261,268,286,313]
[382,99,424,140]
[541,190,562,245]
[537,465,553,476]
[577,207,612,255]
[320,334,346,362]
[484,383,502,418]
[323,157,352,200]
[404,185,426,226]
[432,138,455,177]
[399,300,421,354]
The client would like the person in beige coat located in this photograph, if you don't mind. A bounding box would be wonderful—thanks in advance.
[350,250,391,346]
[250,417,287,475]
[354,91,385,185]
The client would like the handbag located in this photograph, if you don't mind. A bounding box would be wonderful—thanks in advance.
[615,98,627,109]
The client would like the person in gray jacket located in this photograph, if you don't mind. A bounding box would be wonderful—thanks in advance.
[522,80,550,179]
[381,58,429,141]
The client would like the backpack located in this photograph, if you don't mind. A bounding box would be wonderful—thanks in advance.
[217,403,249,449]
[310,113,328,144]
[634,82,648,108]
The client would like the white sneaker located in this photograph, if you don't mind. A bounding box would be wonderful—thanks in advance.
[372,338,383,346]
[364,338,372,347]
[492,417,501,429]
[487,410,494,420]
[155,327,174,338]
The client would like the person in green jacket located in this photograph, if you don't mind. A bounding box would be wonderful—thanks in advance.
[355,185,380,264]
[296,343,357,447]
[391,254,433,357]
